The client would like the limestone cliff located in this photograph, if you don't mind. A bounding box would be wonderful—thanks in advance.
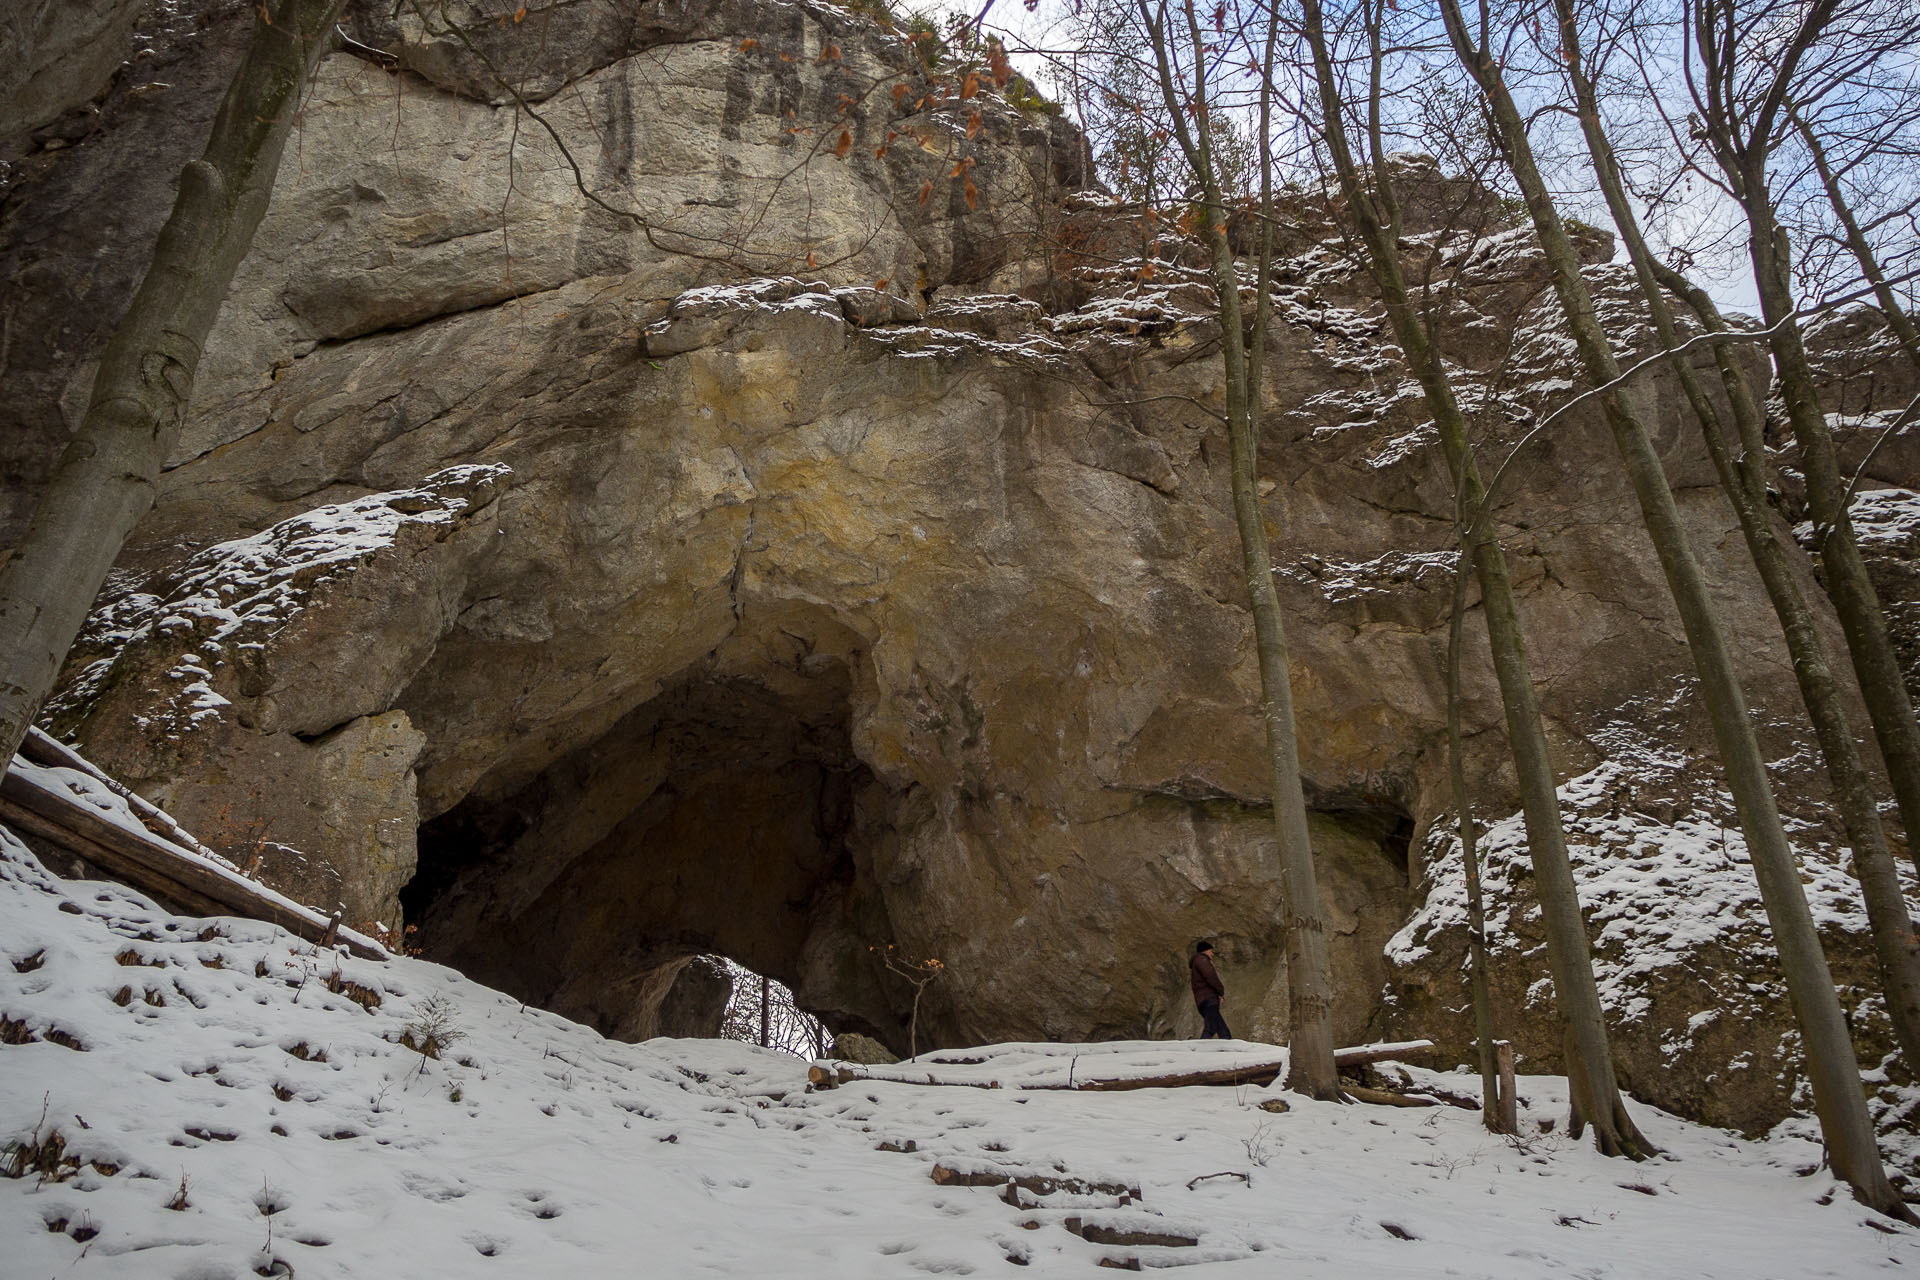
[5,0,1917,1140]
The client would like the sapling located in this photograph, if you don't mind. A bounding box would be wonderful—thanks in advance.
[874,945,945,1060]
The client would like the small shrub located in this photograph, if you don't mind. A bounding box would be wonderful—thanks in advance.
[400,996,465,1060]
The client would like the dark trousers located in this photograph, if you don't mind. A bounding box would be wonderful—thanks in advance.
[1197,998,1231,1040]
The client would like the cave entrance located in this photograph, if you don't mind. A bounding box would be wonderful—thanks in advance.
[402,607,899,1046]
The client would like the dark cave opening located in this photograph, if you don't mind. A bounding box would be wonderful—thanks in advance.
[403,614,899,1045]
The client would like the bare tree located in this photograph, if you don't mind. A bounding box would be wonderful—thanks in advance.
[1439,0,1910,1218]
[0,0,347,775]
[1131,0,1341,1099]
[1288,0,1647,1151]
[1675,0,1920,865]
[1549,0,1920,1076]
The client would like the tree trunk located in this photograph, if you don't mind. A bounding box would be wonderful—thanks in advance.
[0,0,345,773]
[1738,179,1920,869]
[1554,0,1920,1075]
[1297,0,1647,1153]
[1442,0,1909,1218]
[1448,551,1504,1133]
[1136,0,1339,1099]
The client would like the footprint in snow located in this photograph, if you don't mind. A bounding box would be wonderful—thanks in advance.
[400,1171,469,1202]
[467,1233,508,1257]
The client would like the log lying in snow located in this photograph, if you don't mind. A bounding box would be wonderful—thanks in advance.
[930,1163,1140,1202]
[1341,1084,1439,1108]
[21,729,228,865]
[1333,1040,1437,1067]
[1064,1217,1198,1248]
[1069,1040,1441,1092]
[1070,1061,1284,1091]
[815,1039,1440,1094]
[1,755,385,960]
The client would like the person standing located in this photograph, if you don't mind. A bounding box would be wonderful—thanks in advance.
[1189,940,1231,1040]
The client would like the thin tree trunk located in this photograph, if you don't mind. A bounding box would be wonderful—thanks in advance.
[0,0,344,773]
[1137,0,1339,1099]
[1741,184,1920,870]
[1441,0,1909,1218]
[1297,0,1648,1154]
[1790,109,1920,375]
[1554,0,1920,1075]
[1447,549,1504,1133]
[760,974,771,1049]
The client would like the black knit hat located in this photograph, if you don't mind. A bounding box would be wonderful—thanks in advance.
[1195,939,1214,955]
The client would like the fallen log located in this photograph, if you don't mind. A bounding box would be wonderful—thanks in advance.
[1,762,384,960]
[0,795,234,920]
[1341,1084,1438,1108]
[1333,1040,1436,1067]
[823,1040,1442,1094]
[1071,1062,1282,1091]
[1064,1217,1197,1248]
[930,1163,1139,1201]
[21,729,232,868]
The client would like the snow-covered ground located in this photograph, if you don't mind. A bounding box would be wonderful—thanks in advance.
[4,829,1916,1278]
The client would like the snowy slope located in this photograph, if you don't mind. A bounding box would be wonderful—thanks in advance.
[3,828,1916,1278]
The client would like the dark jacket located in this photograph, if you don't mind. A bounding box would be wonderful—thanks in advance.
[1189,951,1225,1006]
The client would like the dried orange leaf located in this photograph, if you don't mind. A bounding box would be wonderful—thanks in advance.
[960,72,979,99]
[834,129,852,158]
[966,112,981,139]
[987,44,1012,88]
[918,179,933,207]
[513,4,527,21]
[963,177,977,210]
[739,37,759,51]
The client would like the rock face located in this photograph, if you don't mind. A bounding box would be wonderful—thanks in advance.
[6,0,1916,1138]
[0,0,148,140]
